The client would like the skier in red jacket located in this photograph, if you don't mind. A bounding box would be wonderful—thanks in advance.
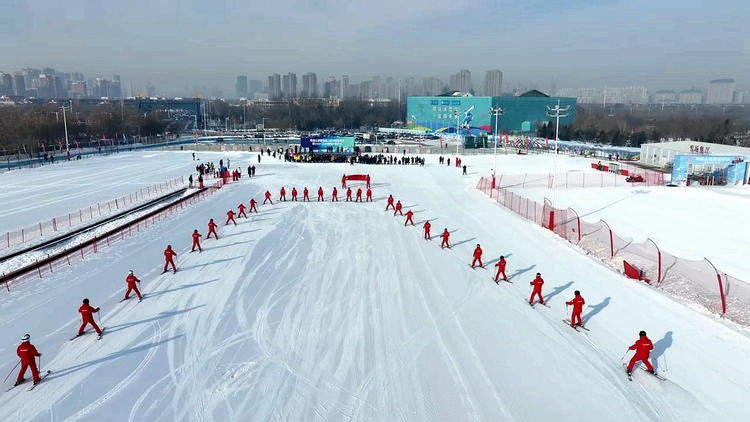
[191,229,202,252]
[163,246,177,273]
[393,200,403,216]
[423,220,431,239]
[355,187,363,202]
[494,256,507,282]
[125,269,143,299]
[440,228,450,248]
[471,244,483,268]
[331,187,339,202]
[263,190,273,204]
[626,331,655,375]
[279,187,287,201]
[366,188,373,202]
[238,203,247,218]
[303,187,310,201]
[207,219,218,239]
[529,273,545,305]
[385,195,394,210]
[291,187,298,201]
[226,209,236,225]
[249,198,258,213]
[366,174,371,189]
[317,187,324,201]
[76,298,102,336]
[404,210,414,226]
[345,187,353,202]
[566,290,585,327]
[341,174,347,188]
[15,334,41,386]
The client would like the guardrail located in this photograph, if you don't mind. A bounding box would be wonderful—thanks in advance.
[1,180,224,291]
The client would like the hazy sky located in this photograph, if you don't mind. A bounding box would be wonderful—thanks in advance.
[1,0,747,95]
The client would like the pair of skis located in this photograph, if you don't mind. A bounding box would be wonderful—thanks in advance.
[622,363,666,381]
[69,327,106,341]
[5,370,51,392]
[119,295,144,303]
[563,319,590,332]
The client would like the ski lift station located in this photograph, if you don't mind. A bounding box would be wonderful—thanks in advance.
[639,140,749,186]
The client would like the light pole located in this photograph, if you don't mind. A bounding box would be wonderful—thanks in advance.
[545,100,571,231]
[262,117,267,148]
[61,104,71,153]
[489,106,505,187]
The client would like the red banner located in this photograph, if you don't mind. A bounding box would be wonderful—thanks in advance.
[345,174,368,181]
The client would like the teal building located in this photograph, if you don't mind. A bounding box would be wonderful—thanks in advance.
[406,90,576,135]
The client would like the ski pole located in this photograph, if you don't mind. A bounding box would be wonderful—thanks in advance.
[97,311,102,326]
[662,352,668,372]
[3,361,20,384]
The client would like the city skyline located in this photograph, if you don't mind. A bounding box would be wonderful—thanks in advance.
[0,0,746,94]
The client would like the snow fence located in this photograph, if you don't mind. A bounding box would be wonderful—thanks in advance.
[1,180,224,292]
[476,176,750,326]
[1,176,187,255]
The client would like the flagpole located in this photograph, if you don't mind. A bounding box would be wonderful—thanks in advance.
[545,100,571,231]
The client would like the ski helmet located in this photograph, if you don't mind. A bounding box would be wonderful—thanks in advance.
[21,334,30,342]
[574,290,580,295]
[83,298,89,304]
[128,270,134,275]
[639,330,647,337]
[536,273,541,277]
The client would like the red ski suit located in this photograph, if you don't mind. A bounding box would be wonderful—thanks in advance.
[471,246,483,267]
[291,188,298,201]
[303,188,310,201]
[341,175,347,188]
[529,276,545,304]
[163,248,177,272]
[566,295,585,326]
[440,230,450,248]
[226,210,236,225]
[191,231,202,252]
[263,191,273,204]
[355,188,363,202]
[366,174,371,189]
[16,342,41,383]
[627,336,654,372]
[331,187,338,201]
[393,201,403,216]
[366,188,373,202]
[345,188,352,202]
[207,220,218,238]
[249,199,258,213]
[317,188,324,201]
[385,195,394,210]
[78,303,102,335]
[238,203,247,218]
[126,274,143,299]
[279,187,286,201]
[423,221,431,239]
[494,257,507,281]
[404,210,414,226]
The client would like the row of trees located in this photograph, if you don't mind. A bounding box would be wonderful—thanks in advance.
[536,105,749,147]
[0,104,168,151]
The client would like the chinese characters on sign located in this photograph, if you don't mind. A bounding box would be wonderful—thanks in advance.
[689,145,711,154]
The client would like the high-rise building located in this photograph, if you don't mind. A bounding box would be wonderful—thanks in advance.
[484,70,503,96]
[0,72,12,96]
[111,74,122,98]
[248,80,263,97]
[13,74,26,97]
[236,75,248,98]
[678,89,702,104]
[302,72,317,97]
[267,74,281,98]
[341,75,349,98]
[449,69,471,93]
[706,79,735,104]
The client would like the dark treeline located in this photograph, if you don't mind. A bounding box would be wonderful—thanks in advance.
[536,104,750,147]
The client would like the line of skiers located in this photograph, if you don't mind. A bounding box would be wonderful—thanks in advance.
[259,186,374,204]
[384,193,657,378]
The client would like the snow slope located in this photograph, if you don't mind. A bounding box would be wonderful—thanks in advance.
[0,151,197,234]
[0,152,749,421]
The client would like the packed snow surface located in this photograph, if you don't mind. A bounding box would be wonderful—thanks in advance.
[0,150,749,421]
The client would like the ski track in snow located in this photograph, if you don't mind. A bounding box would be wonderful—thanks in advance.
[0,151,749,421]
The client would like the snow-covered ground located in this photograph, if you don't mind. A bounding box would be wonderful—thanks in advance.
[0,151,749,421]
[0,151,197,235]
